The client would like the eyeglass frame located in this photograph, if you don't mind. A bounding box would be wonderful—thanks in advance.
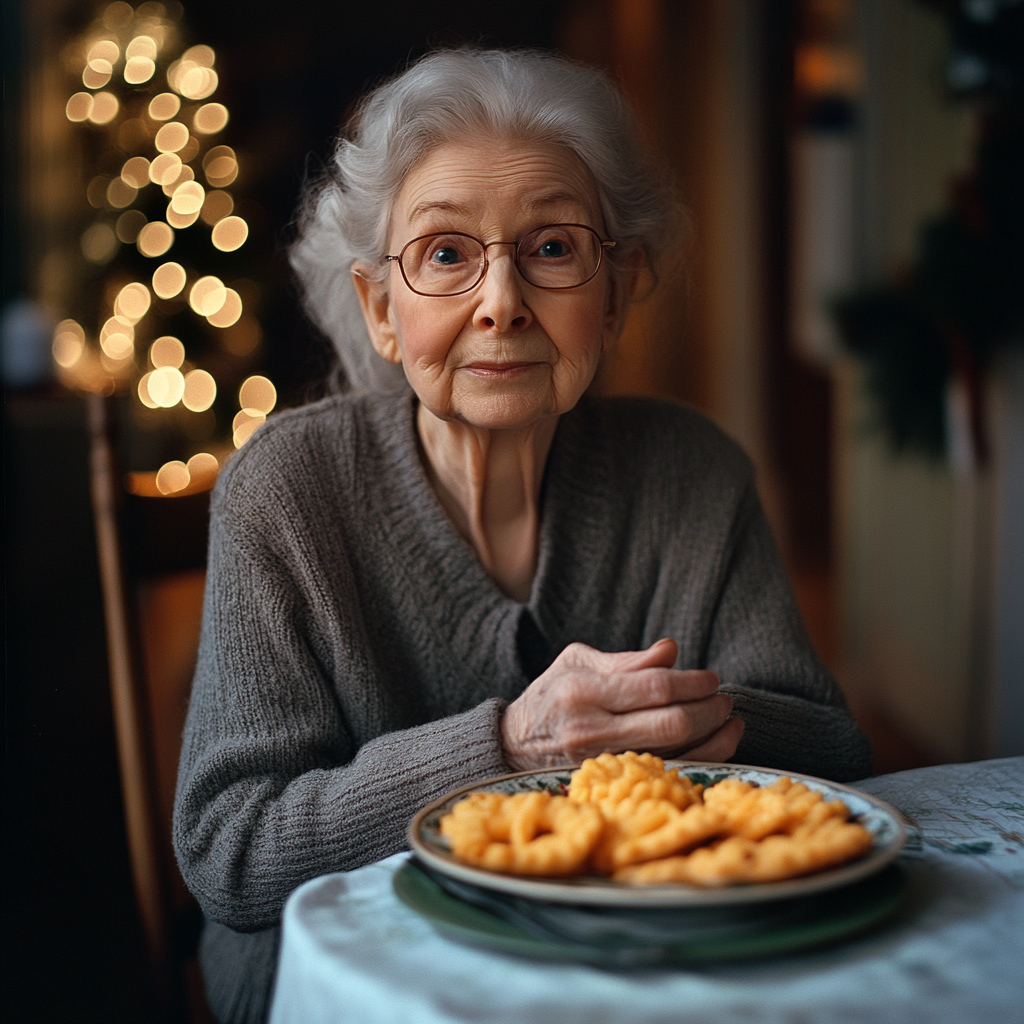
[384,222,617,297]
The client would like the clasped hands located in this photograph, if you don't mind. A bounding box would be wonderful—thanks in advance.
[501,638,744,770]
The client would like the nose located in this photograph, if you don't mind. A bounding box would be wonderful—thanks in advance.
[472,246,533,333]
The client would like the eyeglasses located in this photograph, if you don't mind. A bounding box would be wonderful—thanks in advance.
[385,223,616,297]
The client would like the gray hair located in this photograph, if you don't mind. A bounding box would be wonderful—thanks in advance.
[290,47,679,392]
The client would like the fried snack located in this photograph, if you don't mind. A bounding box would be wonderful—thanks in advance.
[569,751,704,811]
[439,790,602,876]
[702,776,850,841]
[439,754,874,888]
[590,798,724,874]
[614,816,874,886]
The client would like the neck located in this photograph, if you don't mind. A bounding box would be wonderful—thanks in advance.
[416,403,558,602]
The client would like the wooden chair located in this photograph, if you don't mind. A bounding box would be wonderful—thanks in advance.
[87,393,216,1023]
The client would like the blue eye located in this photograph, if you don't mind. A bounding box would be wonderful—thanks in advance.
[537,239,568,258]
[430,247,462,265]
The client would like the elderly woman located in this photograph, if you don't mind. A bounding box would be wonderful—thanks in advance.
[174,48,870,1023]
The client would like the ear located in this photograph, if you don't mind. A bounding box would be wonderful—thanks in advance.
[351,262,402,364]
[600,248,646,353]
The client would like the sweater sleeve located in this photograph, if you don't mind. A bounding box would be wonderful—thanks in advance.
[705,483,872,782]
[172,504,511,933]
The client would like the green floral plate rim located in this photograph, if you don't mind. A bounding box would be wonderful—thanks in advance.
[408,761,907,907]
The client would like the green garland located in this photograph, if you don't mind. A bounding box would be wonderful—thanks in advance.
[834,0,1023,459]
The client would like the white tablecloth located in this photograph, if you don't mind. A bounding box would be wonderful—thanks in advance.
[269,757,1024,1024]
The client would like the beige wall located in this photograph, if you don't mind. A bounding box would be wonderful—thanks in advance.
[835,0,979,760]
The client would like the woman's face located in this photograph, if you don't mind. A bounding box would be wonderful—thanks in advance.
[353,139,631,431]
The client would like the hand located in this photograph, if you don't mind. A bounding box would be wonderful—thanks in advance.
[501,638,744,770]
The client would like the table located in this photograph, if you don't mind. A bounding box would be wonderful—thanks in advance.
[268,757,1024,1024]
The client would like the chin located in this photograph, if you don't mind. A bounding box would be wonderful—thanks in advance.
[454,392,559,431]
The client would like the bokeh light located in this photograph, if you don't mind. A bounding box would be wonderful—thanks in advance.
[124,56,156,84]
[152,262,186,299]
[200,189,233,225]
[189,276,227,316]
[83,59,113,89]
[186,452,220,490]
[179,136,200,163]
[148,365,186,407]
[183,44,216,67]
[121,155,151,188]
[87,175,111,208]
[103,2,133,30]
[233,409,266,448]
[207,288,242,328]
[183,369,217,412]
[166,204,200,229]
[106,177,137,208]
[126,35,158,60]
[148,92,181,121]
[137,221,174,257]
[100,315,134,359]
[87,39,120,64]
[52,320,86,369]
[162,165,195,197]
[149,152,183,186]
[238,375,277,414]
[116,210,147,243]
[156,460,190,494]
[150,335,185,368]
[137,371,159,408]
[88,91,119,124]
[211,216,248,252]
[155,121,189,153]
[193,103,228,134]
[82,223,119,263]
[203,146,238,187]
[66,92,94,122]
[116,282,152,322]
[171,180,205,215]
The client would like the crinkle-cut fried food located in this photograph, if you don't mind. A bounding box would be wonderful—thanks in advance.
[614,817,874,885]
[590,798,724,874]
[439,791,602,876]
[569,751,704,811]
[702,776,850,841]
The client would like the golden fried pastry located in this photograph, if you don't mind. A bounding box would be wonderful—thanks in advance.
[439,754,874,888]
[569,751,704,811]
[703,777,849,841]
[614,816,873,885]
[590,798,724,874]
[439,790,602,876]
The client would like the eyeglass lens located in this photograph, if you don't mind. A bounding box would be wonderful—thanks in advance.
[399,224,604,295]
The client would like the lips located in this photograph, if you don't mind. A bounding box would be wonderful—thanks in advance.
[462,362,540,378]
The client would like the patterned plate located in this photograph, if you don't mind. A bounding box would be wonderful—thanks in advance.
[409,761,907,907]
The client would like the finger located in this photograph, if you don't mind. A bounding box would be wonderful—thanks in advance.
[599,668,721,713]
[601,692,733,752]
[559,637,678,674]
[677,716,745,763]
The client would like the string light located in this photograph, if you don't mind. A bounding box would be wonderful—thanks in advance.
[137,221,174,257]
[183,369,216,411]
[152,262,187,299]
[239,375,277,414]
[211,216,248,252]
[207,288,242,327]
[150,335,185,368]
[57,2,274,491]
[148,92,180,120]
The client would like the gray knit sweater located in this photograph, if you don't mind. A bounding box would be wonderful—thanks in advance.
[174,390,870,1022]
